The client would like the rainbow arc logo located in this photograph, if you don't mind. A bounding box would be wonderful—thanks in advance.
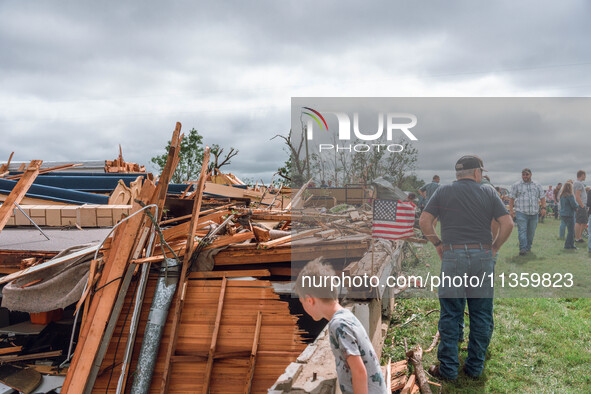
[301,107,328,131]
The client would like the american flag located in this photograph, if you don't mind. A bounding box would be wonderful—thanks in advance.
[372,199,416,240]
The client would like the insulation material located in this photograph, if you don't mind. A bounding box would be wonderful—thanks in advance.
[1,244,93,313]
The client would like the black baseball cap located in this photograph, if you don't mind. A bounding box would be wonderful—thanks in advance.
[455,155,487,171]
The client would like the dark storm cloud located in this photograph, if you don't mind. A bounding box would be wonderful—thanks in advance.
[1,1,590,182]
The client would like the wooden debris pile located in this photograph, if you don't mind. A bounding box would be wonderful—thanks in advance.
[0,123,318,392]
[0,121,420,393]
[104,145,146,173]
[385,354,441,394]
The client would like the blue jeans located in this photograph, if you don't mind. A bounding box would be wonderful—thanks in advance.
[588,215,591,252]
[559,219,566,238]
[438,248,495,379]
[515,211,538,252]
[562,216,575,248]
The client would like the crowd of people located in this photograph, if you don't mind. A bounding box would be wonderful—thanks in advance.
[415,168,591,253]
[546,170,591,251]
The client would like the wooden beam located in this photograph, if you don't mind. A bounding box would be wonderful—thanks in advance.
[214,241,368,265]
[202,276,227,394]
[188,269,270,278]
[0,346,22,355]
[259,228,322,249]
[0,160,42,232]
[61,181,156,394]
[0,350,61,363]
[5,163,82,180]
[160,147,211,393]
[244,311,263,394]
[204,231,253,250]
[158,203,233,226]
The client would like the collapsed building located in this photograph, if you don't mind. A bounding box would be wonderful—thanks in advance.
[0,123,421,393]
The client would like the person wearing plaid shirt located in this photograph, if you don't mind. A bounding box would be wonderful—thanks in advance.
[509,168,546,255]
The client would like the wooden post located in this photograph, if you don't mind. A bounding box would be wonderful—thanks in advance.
[244,311,263,394]
[0,160,42,233]
[202,277,228,394]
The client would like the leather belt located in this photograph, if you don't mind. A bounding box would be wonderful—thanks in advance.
[442,244,492,251]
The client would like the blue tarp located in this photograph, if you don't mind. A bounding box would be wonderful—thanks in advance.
[0,178,109,205]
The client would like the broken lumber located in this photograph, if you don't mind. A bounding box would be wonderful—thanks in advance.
[5,162,82,180]
[286,179,311,210]
[160,146,211,392]
[61,180,156,393]
[0,350,62,363]
[0,346,22,355]
[401,373,415,394]
[204,231,254,250]
[406,345,432,394]
[0,160,42,233]
[253,225,271,242]
[0,152,14,174]
[259,228,322,248]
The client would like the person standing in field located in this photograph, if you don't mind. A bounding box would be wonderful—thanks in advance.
[420,155,513,380]
[573,170,588,243]
[509,168,546,256]
[559,182,578,249]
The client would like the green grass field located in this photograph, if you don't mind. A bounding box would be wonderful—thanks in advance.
[382,218,591,393]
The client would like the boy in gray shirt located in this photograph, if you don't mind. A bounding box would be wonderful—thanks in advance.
[295,258,387,394]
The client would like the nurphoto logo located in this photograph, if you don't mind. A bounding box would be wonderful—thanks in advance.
[302,107,418,153]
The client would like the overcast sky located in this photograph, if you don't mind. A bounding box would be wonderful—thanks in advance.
[1,1,590,186]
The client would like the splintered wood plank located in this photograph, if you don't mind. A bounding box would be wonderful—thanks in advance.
[252,226,270,242]
[392,374,408,391]
[152,122,183,224]
[392,359,408,376]
[401,374,415,394]
[0,160,42,232]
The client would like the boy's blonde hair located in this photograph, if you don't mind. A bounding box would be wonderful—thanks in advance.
[294,257,339,301]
